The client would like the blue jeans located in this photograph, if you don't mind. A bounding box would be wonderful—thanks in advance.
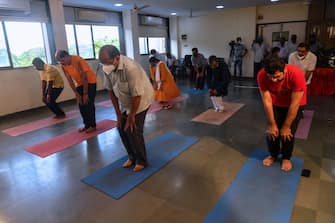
[234,60,243,77]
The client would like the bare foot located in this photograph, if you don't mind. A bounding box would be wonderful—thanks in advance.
[133,164,145,172]
[281,159,292,171]
[85,127,96,133]
[122,159,133,168]
[78,127,88,132]
[263,156,276,167]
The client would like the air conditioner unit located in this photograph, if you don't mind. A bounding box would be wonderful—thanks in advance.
[75,8,106,23]
[140,16,164,26]
[0,0,31,14]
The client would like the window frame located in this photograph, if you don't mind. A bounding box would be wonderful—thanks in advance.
[0,21,12,69]
[0,21,49,69]
[139,36,166,55]
[66,23,121,61]
[139,37,149,55]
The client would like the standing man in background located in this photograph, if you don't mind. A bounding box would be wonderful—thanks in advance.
[55,50,97,133]
[252,36,267,79]
[287,34,298,56]
[288,42,317,87]
[32,57,66,119]
[234,37,248,78]
[191,47,207,90]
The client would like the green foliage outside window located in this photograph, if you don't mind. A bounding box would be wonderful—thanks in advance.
[11,47,46,68]
[94,37,120,59]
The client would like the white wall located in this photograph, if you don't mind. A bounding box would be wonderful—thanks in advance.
[178,7,257,77]
[0,62,104,116]
[175,2,309,78]
[256,2,309,24]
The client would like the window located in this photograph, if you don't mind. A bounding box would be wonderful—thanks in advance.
[138,37,166,55]
[92,26,120,59]
[3,21,47,68]
[65,24,120,59]
[148,37,166,54]
[0,23,10,67]
[75,25,94,59]
[65,24,77,56]
[139,37,148,55]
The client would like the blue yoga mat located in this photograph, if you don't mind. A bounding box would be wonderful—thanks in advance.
[182,88,208,95]
[203,150,304,223]
[82,132,198,199]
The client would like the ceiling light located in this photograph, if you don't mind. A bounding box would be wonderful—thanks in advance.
[270,0,279,2]
[171,12,177,15]
[216,5,224,9]
[114,3,123,7]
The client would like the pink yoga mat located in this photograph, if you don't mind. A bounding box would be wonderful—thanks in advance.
[25,119,117,158]
[97,95,187,113]
[295,110,314,140]
[192,102,244,125]
[2,110,80,137]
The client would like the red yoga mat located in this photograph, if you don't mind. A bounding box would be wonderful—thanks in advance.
[25,119,117,158]
[2,110,80,136]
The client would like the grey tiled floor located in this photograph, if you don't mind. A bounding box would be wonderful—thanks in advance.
[0,79,334,223]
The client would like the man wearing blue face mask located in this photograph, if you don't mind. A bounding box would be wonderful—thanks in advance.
[99,45,154,172]
[288,42,317,86]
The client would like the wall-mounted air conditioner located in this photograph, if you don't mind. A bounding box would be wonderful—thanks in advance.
[75,8,106,23]
[0,0,31,14]
[140,16,164,26]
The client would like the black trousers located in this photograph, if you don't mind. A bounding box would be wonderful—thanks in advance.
[266,106,303,160]
[44,88,65,116]
[118,108,149,166]
[254,62,263,79]
[76,83,96,128]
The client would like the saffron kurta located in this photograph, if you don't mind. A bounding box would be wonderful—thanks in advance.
[150,62,180,102]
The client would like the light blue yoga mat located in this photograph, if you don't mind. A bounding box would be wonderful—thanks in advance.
[182,88,207,95]
[82,132,198,199]
[203,150,304,223]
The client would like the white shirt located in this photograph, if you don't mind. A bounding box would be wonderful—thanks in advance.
[288,51,317,85]
[104,55,154,114]
[252,42,267,63]
[165,55,176,67]
[287,41,298,56]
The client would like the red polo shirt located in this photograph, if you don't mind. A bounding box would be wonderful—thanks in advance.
[257,64,306,107]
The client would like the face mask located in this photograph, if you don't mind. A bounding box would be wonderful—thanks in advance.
[102,65,116,74]
[297,55,305,60]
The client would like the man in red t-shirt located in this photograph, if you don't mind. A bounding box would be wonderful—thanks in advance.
[257,55,306,171]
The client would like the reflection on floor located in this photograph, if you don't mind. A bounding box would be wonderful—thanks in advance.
[0,79,334,223]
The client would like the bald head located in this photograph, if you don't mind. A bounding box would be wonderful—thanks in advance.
[98,45,120,65]
[55,50,71,65]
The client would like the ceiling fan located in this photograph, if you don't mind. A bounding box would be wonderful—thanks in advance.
[132,2,150,13]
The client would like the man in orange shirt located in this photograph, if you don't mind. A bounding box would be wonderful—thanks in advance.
[55,50,97,133]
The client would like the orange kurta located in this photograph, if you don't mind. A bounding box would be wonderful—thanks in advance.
[150,62,180,102]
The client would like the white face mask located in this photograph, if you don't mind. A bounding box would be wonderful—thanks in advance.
[297,55,306,60]
[102,65,116,74]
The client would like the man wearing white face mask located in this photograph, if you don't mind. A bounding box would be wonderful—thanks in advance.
[99,45,154,172]
[288,42,317,86]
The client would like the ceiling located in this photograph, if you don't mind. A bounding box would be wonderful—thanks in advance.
[63,0,309,17]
